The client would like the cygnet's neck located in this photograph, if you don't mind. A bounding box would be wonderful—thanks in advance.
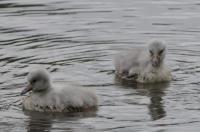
[34,82,53,95]
[44,82,53,92]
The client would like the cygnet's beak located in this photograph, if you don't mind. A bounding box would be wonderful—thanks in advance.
[20,84,32,95]
[151,55,160,67]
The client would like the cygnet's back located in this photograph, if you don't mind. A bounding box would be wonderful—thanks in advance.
[114,47,148,76]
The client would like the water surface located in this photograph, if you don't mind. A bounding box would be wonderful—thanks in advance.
[1,0,200,131]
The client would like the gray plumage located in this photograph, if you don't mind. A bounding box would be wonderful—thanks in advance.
[114,40,172,83]
[21,69,98,112]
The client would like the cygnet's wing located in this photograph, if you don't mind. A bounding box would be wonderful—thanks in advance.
[114,47,148,76]
[53,83,97,111]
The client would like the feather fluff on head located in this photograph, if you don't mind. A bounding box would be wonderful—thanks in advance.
[27,68,50,83]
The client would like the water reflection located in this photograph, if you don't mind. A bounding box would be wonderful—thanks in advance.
[25,111,52,132]
[115,76,169,120]
[24,110,97,132]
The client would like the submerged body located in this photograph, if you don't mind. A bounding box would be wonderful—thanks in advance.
[21,69,97,112]
[114,40,172,83]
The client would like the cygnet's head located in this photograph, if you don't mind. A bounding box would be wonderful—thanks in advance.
[148,40,166,67]
[20,69,51,95]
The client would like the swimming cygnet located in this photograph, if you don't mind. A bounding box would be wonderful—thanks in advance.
[114,40,172,83]
[20,69,98,112]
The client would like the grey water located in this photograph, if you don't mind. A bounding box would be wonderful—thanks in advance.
[0,0,200,131]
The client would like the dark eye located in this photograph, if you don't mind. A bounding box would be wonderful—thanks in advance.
[159,49,164,55]
[32,79,37,83]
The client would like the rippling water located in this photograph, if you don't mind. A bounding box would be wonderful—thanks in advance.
[1,0,200,131]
